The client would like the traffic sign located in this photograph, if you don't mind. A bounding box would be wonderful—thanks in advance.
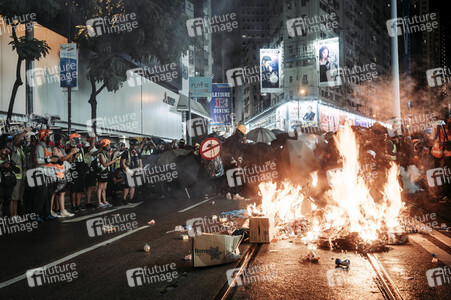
[200,138,222,160]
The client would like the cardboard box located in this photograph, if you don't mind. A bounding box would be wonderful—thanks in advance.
[192,234,242,267]
[249,217,274,243]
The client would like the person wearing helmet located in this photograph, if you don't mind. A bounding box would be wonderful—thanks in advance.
[49,133,77,218]
[33,129,59,221]
[5,127,30,221]
[97,139,117,208]
[67,132,89,212]
[120,138,142,204]
[85,134,101,207]
[141,138,156,155]
[0,142,20,218]
[178,138,186,149]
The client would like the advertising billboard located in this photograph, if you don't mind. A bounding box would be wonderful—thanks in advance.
[210,83,232,126]
[260,49,281,93]
[317,37,340,87]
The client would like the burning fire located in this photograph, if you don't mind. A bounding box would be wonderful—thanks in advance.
[248,123,405,246]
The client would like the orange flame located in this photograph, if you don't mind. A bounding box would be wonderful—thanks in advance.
[248,123,405,244]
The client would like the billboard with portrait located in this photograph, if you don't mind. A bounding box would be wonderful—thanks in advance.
[317,37,340,87]
[260,49,281,93]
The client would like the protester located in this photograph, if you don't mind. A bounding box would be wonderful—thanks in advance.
[50,134,76,217]
[67,133,89,212]
[121,138,142,204]
[7,129,28,220]
[85,136,100,207]
[97,139,117,208]
[33,129,58,222]
[0,142,20,218]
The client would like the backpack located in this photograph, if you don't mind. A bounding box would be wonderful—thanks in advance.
[90,156,101,175]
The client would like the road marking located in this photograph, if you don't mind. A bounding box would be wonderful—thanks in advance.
[178,196,219,213]
[409,234,451,267]
[430,230,451,247]
[0,225,149,289]
[62,202,143,223]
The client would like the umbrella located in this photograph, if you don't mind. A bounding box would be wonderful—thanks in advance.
[279,140,319,186]
[149,136,166,145]
[141,155,159,169]
[271,129,285,136]
[175,155,200,188]
[155,149,191,166]
[246,128,277,143]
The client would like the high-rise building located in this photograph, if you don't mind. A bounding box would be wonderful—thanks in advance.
[240,0,393,130]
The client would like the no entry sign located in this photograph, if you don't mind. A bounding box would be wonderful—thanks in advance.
[200,138,222,160]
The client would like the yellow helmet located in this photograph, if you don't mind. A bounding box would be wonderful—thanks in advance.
[237,124,247,134]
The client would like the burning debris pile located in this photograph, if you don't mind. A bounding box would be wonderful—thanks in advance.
[247,123,407,253]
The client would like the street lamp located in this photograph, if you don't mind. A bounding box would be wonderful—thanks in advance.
[298,88,306,122]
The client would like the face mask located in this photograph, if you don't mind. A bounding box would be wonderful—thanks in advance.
[58,144,64,149]
[77,143,83,148]
[48,141,55,147]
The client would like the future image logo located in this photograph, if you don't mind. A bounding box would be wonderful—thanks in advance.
[426,67,451,87]
[126,264,179,287]
[26,263,78,287]
[186,117,208,137]
[86,113,138,136]
[186,13,238,37]
[286,13,338,37]
[86,13,138,37]
[426,167,451,187]
[26,167,78,188]
[326,268,348,287]
[226,162,278,188]
[226,66,260,87]
[426,266,451,287]
[226,264,276,287]
[86,213,138,237]
[126,163,178,188]
[186,215,237,237]
[386,13,438,37]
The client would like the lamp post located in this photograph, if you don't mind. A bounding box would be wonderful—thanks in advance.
[298,88,305,123]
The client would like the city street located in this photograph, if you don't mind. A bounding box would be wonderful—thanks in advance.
[0,190,450,299]
[1,0,451,299]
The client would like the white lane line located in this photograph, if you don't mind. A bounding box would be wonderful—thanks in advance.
[0,225,149,289]
[178,196,219,213]
[430,230,451,247]
[409,218,451,248]
[62,202,143,223]
[409,234,451,267]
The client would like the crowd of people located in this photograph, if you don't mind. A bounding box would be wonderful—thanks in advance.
[0,128,199,222]
[0,114,449,223]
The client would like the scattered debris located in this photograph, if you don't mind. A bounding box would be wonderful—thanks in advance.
[166,225,191,234]
[221,209,248,218]
[432,253,438,263]
[144,243,150,252]
[402,276,414,280]
[269,249,279,252]
[148,219,155,225]
[335,258,350,269]
[102,225,116,233]
[111,214,120,217]
[181,234,189,241]
[306,250,319,262]
[184,254,192,261]
[441,223,447,230]
[211,201,215,205]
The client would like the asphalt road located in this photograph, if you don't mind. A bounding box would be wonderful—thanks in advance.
[1,189,450,300]
[0,189,250,300]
